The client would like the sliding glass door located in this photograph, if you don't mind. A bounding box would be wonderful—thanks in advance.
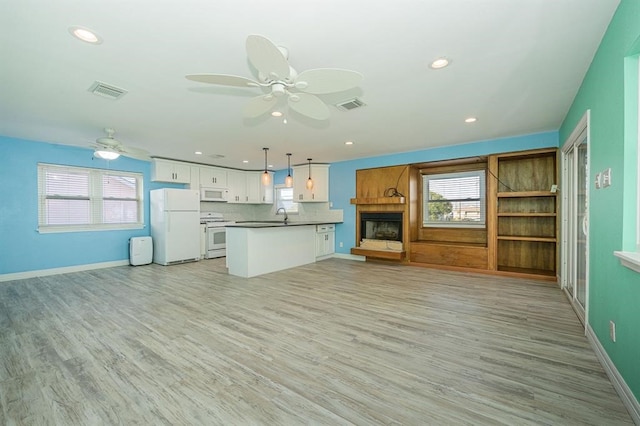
[562,112,589,324]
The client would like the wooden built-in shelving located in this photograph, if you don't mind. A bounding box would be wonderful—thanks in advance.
[492,148,558,279]
[350,197,405,205]
[351,247,405,260]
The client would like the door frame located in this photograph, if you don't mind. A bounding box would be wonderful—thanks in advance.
[560,110,590,327]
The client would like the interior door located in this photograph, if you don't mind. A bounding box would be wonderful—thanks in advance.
[562,112,589,324]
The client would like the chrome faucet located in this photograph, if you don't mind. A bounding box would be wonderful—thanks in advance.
[276,207,288,224]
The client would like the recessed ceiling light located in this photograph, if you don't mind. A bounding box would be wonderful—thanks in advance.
[195,151,203,155]
[271,111,283,117]
[465,117,477,123]
[430,57,450,69]
[242,160,249,163]
[345,141,354,145]
[68,26,102,44]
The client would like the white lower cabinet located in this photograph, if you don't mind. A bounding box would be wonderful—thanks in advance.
[315,224,335,258]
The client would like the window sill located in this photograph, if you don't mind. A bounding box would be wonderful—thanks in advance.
[614,251,640,274]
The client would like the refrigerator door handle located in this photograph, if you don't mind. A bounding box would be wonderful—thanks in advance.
[167,213,170,233]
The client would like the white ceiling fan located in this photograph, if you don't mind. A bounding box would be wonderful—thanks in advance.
[186,34,363,121]
[91,128,150,161]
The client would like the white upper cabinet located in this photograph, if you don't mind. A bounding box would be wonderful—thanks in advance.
[246,171,274,204]
[293,164,329,202]
[227,170,247,203]
[199,167,227,187]
[151,159,191,184]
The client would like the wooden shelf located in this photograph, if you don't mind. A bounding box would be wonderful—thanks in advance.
[351,247,405,260]
[497,212,556,217]
[497,236,556,243]
[497,191,556,198]
[350,197,405,205]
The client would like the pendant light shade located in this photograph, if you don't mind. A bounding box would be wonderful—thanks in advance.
[306,158,314,190]
[262,147,271,186]
[284,153,293,188]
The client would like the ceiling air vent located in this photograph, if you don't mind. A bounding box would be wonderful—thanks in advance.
[336,97,366,111]
[88,81,128,100]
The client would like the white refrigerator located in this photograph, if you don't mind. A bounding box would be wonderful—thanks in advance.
[150,188,200,265]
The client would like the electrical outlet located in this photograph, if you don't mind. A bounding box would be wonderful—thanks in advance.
[602,168,612,188]
[595,173,602,189]
[609,320,616,342]
[339,242,343,248]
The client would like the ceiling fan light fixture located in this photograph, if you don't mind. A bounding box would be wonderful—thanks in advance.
[94,149,120,160]
[271,111,283,117]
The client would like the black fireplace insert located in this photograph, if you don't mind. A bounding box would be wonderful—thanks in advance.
[360,212,402,242]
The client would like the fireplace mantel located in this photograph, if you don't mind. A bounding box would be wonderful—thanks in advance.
[350,196,405,205]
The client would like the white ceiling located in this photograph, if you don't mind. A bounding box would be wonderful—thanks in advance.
[0,0,619,170]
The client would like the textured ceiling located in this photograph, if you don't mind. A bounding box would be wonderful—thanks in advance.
[0,0,619,169]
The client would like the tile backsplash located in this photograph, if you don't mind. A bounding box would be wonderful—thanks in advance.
[200,201,343,223]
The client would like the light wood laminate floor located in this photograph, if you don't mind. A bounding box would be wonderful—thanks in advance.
[0,258,633,425]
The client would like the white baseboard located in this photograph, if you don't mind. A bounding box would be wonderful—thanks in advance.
[331,253,366,261]
[586,324,640,424]
[0,260,130,282]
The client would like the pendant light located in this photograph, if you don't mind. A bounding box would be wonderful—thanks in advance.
[306,158,314,190]
[261,147,271,186]
[285,153,293,188]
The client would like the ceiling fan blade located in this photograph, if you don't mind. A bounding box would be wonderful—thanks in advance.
[246,35,290,81]
[185,74,260,88]
[288,93,330,121]
[243,94,278,118]
[96,136,119,147]
[295,68,363,94]
[120,146,150,161]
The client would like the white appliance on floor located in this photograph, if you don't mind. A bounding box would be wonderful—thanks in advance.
[200,212,235,258]
[129,236,153,266]
[150,189,200,265]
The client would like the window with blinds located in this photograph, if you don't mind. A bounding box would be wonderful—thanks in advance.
[274,185,299,214]
[422,170,486,227]
[38,163,143,233]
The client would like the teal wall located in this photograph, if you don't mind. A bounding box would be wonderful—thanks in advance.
[559,0,640,400]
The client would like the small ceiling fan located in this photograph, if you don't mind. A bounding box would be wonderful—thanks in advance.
[91,128,150,161]
[186,34,363,121]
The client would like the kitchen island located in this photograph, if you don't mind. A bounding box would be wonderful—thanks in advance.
[226,222,337,278]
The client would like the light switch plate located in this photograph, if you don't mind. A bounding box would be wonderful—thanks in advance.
[595,173,602,189]
[602,168,612,187]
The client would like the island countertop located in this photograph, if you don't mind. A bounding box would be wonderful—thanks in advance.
[226,221,341,228]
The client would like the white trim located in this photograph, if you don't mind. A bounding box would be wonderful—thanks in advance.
[586,324,640,424]
[560,110,590,325]
[614,251,640,274]
[331,253,366,262]
[0,260,130,282]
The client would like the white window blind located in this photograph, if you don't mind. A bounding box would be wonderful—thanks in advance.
[275,185,299,214]
[422,170,486,227]
[38,163,143,233]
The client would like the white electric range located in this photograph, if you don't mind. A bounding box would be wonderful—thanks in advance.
[200,213,235,259]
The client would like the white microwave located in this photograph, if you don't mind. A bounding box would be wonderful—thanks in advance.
[200,187,228,202]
